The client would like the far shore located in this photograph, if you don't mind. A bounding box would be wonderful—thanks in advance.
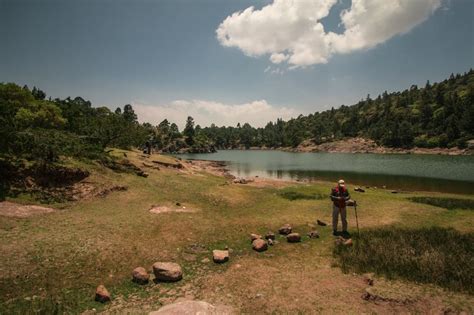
[200,138,472,156]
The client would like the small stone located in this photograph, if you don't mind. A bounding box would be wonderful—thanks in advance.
[250,233,262,242]
[152,262,183,282]
[287,233,301,243]
[252,238,268,252]
[346,199,355,206]
[391,190,398,194]
[354,187,365,193]
[316,220,327,226]
[132,267,149,285]
[267,239,274,246]
[212,250,229,263]
[307,230,320,238]
[95,285,111,303]
[344,238,353,246]
[278,224,292,235]
[201,258,210,263]
[265,231,275,240]
[363,273,374,286]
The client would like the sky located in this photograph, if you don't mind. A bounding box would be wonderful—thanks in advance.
[0,0,473,129]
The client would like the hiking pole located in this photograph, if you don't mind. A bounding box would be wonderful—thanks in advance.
[354,200,360,239]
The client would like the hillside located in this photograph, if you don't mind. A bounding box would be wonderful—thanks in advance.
[199,70,474,151]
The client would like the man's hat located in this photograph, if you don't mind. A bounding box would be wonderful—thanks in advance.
[338,179,345,186]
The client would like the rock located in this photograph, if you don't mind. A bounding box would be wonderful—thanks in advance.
[391,190,398,194]
[212,250,229,263]
[265,231,275,240]
[233,178,254,184]
[354,187,365,192]
[307,230,320,239]
[132,267,150,284]
[346,199,356,206]
[267,239,274,246]
[286,233,301,243]
[152,262,183,282]
[363,273,374,286]
[250,233,262,242]
[149,300,233,314]
[316,220,327,226]
[252,238,268,252]
[95,285,111,303]
[201,258,210,263]
[278,224,292,235]
[344,238,353,246]
[137,170,149,177]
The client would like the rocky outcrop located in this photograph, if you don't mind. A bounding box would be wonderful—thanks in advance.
[152,262,183,282]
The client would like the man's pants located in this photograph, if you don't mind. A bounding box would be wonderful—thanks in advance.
[332,205,347,232]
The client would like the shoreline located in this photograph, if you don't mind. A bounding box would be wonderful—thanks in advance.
[202,138,472,156]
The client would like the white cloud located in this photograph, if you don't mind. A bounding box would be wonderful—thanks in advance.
[132,99,298,129]
[216,0,442,68]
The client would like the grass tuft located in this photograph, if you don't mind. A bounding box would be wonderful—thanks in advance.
[408,197,474,210]
[334,227,474,293]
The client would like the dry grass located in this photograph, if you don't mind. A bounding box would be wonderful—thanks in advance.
[0,149,473,314]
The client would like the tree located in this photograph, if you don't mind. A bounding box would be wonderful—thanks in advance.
[183,116,195,145]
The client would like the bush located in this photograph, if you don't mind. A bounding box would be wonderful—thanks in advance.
[334,227,474,293]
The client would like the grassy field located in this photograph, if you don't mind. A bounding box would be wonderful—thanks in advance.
[0,149,473,314]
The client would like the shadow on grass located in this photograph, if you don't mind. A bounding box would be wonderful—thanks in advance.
[408,196,474,210]
[278,188,326,201]
[333,226,474,294]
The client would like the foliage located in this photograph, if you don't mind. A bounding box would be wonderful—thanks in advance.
[408,196,474,210]
[334,227,474,293]
[199,69,474,149]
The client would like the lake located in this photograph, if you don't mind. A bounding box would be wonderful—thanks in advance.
[176,150,474,194]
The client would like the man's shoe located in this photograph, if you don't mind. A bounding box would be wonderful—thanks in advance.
[333,230,339,236]
[342,230,351,238]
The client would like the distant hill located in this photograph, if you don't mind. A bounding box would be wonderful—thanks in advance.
[200,69,474,150]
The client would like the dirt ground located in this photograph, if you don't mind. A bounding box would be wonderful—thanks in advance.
[0,201,55,218]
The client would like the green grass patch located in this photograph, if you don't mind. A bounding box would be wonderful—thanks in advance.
[278,187,326,201]
[408,197,474,210]
[334,227,474,293]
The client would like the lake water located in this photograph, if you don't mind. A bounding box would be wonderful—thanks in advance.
[176,150,474,194]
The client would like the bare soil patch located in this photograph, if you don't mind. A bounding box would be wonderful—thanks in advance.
[0,201,55,218]
[149,205,198,214]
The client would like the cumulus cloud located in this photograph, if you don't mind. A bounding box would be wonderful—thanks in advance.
[132,99,297,129]
[216,0,442,68]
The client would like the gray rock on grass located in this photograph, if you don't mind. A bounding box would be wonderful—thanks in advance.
[152,262,183,282]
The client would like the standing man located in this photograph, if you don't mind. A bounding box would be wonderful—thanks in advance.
[330,179,351,237]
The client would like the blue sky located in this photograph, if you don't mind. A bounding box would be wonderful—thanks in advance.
[0,0,473,128]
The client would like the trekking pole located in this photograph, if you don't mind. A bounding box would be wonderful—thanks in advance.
[354,200,360,239]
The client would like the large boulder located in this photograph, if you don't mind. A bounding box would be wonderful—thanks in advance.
[212,250,229,263]
[149,300,233,314]
[95,284,111,303]
[286,233,301,243]
[152,262,183,282]
[278,224,292,235]
[252,238,268,252]
[132,267,150,284]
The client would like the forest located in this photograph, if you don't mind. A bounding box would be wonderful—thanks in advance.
[1,69,473,163]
